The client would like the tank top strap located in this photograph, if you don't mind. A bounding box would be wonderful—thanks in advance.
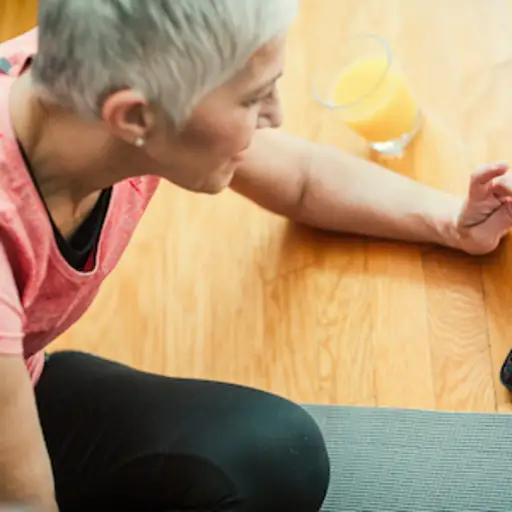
[0,58,13,75]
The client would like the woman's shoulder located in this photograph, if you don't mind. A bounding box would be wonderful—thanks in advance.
[0,28,38,53]
[116,175,161,210]
[0,28,38,72]
[127,175,161,196]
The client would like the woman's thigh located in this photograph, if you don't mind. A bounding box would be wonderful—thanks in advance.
[35,351,330,512]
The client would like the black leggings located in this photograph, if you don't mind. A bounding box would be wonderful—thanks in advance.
[35,351,330,511]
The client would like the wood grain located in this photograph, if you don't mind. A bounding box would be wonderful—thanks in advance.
[3,0,512,412]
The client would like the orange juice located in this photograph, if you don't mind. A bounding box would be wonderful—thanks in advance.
[332,57,419,142]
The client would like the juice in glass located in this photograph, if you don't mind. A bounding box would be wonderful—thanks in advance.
[313,35,422,157]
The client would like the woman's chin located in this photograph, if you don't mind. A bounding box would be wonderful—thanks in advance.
[206,173,237,194]
[230,152,246,163]
[193,165,238,195]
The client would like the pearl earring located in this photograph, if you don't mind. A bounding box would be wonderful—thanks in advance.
[134,137,146,148]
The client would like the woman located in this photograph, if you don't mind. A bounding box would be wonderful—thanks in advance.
[1,1,512,511]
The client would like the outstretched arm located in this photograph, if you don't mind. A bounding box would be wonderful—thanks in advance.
[231,129,512,255]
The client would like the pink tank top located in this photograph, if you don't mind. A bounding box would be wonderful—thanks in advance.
[0,29,160,385]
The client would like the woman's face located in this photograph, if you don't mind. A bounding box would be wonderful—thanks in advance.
[107,36,287,194]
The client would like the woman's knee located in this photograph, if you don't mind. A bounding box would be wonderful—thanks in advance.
[98,384,330,511]
[215,387,330,511]
[38,355,330,511]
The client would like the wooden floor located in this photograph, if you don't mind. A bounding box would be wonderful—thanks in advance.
[3,0,512,412]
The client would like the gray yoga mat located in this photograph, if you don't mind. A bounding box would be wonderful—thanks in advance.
[303,404,512,512]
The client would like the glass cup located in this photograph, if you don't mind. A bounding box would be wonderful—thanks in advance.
[312,34,423,157]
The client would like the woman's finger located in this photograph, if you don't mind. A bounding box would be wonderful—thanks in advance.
[469,162,509,200]
[492,173,512,199]
[471,162,509,187]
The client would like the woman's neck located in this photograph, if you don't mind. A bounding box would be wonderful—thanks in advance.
[9,72,138,205]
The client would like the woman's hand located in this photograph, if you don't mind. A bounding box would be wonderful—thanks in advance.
[455,162,512,255]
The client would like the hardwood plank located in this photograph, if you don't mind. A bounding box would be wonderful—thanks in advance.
[263,232,374,405]
[424,250,496,412]
[0,1,37,41]
[367,243,435,410]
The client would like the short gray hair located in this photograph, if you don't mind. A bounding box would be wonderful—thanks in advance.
[32,0,299,125]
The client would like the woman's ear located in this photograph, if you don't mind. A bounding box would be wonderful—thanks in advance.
[101,89,156,145]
